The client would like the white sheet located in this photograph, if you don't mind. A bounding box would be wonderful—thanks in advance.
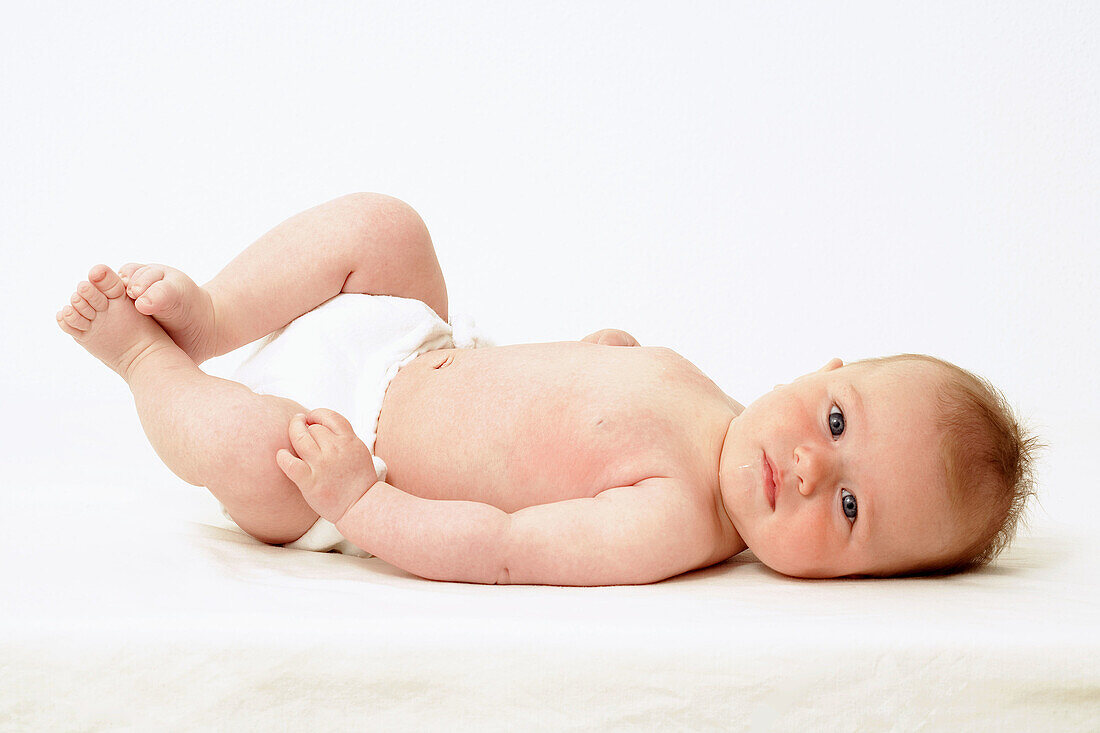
[3,480,1098,730]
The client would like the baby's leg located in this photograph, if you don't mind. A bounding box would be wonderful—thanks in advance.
[58,265,319,544]
[119,193,448,364]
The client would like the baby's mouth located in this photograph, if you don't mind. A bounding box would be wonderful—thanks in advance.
[763,450,777,510]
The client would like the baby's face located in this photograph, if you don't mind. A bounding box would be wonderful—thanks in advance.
[718,358,959,578]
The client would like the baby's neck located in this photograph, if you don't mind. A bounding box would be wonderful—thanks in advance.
[714,414,748,557]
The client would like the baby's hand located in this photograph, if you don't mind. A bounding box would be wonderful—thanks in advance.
[275,408,379,524]
[581,328,640,347]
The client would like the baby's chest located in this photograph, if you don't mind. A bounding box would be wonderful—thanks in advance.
[375,346,723,512]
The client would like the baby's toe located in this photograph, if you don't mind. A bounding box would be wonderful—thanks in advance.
[60,304,91,331]
[88,265,127,299]
[56,309,84,337]
[69,290,96,320]
[77,280,109,312]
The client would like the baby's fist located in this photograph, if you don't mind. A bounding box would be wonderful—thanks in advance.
[276,408,379,524]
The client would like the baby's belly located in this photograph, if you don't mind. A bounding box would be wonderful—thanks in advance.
[373,342,720,513]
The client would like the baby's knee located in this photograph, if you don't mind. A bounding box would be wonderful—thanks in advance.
[247,394,310,465]
[207,392,306,480]
[338,192,430,244]
[211,393,319,543]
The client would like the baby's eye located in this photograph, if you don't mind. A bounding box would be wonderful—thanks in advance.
[841,488,857,524]
[828,405,845,438]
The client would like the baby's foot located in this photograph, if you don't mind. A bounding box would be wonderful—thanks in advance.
[56,265,178,381]
[117,263,218,364]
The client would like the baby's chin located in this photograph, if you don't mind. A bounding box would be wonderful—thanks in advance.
[749,547,842,579]
[740,543,788,575]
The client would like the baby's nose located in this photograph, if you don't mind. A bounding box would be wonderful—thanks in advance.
[794,447,835,497]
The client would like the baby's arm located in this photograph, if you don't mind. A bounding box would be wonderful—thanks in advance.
[276,408,512,583]
[277,410,717,585]
[498,478,719,585]
[344,476,715,586]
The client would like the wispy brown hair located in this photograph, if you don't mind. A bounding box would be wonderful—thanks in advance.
[850,354,1046,577]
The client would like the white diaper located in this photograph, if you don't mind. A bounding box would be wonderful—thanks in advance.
[219,293,494,557]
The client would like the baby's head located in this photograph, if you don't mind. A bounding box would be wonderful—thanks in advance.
[717,354,1044,579]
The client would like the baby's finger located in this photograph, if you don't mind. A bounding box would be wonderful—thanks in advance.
[306,421,336,448]
[306,408,356,436]
[288,414,320,458]
[275,448,310,484]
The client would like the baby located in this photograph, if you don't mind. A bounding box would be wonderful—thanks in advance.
[56,194,1043,585]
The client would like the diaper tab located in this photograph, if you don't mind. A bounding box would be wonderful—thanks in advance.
[372,454,388,482]
[449,313,495,349]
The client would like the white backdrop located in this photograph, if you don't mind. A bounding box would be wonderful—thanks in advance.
[3,1,1096,531]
